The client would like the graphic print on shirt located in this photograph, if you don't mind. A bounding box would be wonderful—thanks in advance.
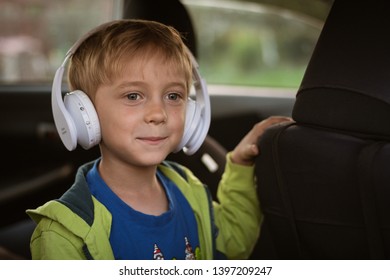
[153,243,164,260]
[184,237,195,260]
[153,237,199,260]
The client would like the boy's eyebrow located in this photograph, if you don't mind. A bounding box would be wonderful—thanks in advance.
[116,81,187,89]
[116,81,143,89]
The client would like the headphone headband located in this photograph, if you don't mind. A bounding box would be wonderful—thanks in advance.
[52,20,210,155]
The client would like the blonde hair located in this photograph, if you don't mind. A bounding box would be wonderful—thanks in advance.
[68,19,192,99]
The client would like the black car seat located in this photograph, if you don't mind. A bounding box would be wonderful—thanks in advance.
[123,0,197,57]
[255,0,390,259]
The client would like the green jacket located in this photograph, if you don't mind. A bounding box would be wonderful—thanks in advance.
[27,155,261,260]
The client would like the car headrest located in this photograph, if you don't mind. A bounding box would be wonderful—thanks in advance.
[123,0,197,57]
[292,1,390,138]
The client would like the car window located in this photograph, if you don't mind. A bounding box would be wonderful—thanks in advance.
[0,0,322,89]
[0,0,121,84]
[183,0,323,88]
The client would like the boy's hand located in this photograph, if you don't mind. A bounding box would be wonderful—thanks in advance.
[230,116,293,166]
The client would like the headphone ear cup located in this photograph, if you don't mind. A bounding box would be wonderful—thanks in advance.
[64,90,101,149]
[176,98,197,153]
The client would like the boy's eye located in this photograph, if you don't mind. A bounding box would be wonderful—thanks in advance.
[167,92,180,100]
[126,92,141,100]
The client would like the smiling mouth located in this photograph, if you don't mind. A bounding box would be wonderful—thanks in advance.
[137,136,168,145]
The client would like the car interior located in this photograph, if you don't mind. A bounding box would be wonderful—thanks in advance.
[255,0,390,259]
[3,0,388,261]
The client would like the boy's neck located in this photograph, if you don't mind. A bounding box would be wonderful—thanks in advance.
[97,159,169,216]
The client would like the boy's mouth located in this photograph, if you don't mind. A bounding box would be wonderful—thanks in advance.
[137,136,168,145]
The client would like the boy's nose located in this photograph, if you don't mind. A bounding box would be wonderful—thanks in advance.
[144,100,167,124]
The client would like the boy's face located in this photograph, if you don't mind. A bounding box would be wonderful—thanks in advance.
[93,54,187,167]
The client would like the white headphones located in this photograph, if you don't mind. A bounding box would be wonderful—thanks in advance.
[51,21,210,155]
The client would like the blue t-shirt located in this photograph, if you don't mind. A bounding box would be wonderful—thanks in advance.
[86,160,200,260]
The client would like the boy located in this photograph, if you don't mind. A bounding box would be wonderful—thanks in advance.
[27,19,290,260]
